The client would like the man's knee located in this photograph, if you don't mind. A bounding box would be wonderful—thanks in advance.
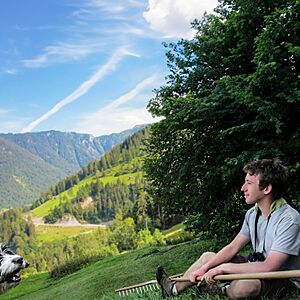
[199,251,215,263]
[227,280,261,299]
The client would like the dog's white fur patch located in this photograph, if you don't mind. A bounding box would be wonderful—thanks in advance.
[0,243,29,294]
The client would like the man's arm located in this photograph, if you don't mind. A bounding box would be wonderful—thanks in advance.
[190,233,250,282]
[202,250,289,284]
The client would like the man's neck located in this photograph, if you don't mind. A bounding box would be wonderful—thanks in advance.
[257,196,273,217]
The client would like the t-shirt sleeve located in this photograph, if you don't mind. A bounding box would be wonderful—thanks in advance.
[271,219,300,256]
[240,209,251,238]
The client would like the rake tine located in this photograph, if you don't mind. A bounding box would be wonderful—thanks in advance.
[115,272,185,296]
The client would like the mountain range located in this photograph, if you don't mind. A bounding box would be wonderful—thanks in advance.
[0,125,147,208]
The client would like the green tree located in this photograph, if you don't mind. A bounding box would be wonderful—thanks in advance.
[145,0,300,242]
[136,229,154,248]
[109,215,137,251]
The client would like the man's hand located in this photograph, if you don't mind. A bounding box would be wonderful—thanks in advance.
[201,265,224,285]
[189,267,206,283]
[189,265,208,283]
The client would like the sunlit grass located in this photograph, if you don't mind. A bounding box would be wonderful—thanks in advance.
[35,224,103,244]
[32,170,143,217]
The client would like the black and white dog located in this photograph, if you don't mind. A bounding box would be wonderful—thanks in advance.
[0,243,29,294]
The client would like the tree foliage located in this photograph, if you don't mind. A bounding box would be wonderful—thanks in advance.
[145,0,300,242]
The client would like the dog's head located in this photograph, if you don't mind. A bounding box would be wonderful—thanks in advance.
[0,243,29,293]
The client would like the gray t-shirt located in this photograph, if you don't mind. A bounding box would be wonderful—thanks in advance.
[240,203,300,288]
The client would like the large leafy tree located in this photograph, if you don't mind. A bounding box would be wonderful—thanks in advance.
[145,0,300,242]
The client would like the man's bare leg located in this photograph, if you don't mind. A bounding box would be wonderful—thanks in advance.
[227,279,261,299]
[176,252,216,293]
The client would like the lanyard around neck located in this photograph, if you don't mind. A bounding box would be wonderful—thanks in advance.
[254,209,271,253]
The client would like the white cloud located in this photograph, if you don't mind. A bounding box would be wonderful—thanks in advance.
[21,47,138,133]
[3,68,18,75]
[84,0,144,13]
[86,0,125,13]
[0,108,9,115]
[21,42,103,68]
[80,107,159,136]
[1,120,24,132]
[77,75,162,136]
[143,0,219,38]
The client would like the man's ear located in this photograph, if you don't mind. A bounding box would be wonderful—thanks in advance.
[263,184,272,195]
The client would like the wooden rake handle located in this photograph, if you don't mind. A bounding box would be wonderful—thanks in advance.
[173,270,300,282]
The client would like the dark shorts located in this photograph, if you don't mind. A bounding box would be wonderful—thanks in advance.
[231,255,298,298]
[260,278,297,298]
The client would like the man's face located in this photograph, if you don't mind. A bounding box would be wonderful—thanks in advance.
[241,173,266,205]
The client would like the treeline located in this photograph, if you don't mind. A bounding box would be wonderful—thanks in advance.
[0,208,165,276]
[0,209,37,263]
[31,127,149,209]
[44,175,159,230]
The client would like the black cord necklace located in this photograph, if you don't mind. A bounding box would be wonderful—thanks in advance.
[254,208,271,254]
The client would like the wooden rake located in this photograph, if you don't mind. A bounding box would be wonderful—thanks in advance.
[115,273,184,297]
[115,270,300,297]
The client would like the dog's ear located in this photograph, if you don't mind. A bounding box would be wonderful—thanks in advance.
[0,243,11,256]
[0,244,8,252]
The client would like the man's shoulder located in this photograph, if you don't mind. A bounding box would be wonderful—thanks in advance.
[246,206,256,214]
[244,206,256,219]
[274,204,300,225]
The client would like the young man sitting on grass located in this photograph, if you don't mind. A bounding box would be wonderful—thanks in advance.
[156,159,300,299]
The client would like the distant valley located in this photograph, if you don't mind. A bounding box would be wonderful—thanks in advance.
[0,125,147,208]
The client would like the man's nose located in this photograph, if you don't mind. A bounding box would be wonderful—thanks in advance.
[241,183,246,191]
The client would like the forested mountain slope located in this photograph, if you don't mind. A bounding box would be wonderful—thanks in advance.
[30,127,152,226]
[0,137,65,208]
[1,125,147,173]
[0,125,147,208]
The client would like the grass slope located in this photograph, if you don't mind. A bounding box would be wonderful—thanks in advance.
[2,239,216,300]
[32,168,143,218]
[35,224,102,244]
[2,238,299,300]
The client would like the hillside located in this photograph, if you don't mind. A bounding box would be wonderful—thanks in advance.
[2,238,299,300]
[30,127,150,225]
[0,239,216,300]
[0,137,65,208]
[0,125,147,208]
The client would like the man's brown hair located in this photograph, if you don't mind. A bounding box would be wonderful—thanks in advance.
[243,158,288,200]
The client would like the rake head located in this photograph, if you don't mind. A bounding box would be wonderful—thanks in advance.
[115,279,160,297]
[115,273,183,297]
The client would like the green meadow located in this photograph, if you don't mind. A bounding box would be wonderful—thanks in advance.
[1,238,216,300]
[32,169,143,218]
[35,224,102,244]
[3,236,297,300]
[1,224,299,300]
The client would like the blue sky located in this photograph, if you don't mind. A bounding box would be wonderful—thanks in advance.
[0,0,218,136]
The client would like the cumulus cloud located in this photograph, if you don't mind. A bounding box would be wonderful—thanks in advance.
[81,107,158,136]
[21,47,138,133]
[143,0,219,38]
[77,75,162,136]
